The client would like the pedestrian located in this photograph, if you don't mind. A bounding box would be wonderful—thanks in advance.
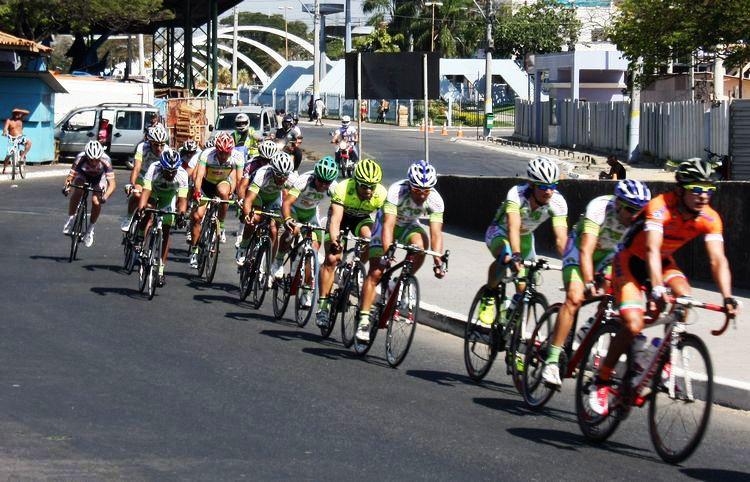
[599,155,627,180]
[314,98,325,126]
[377,99,389,123]
[360,100,368,122]
[307,95,314,122]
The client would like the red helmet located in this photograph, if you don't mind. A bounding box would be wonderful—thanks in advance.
[214,132,235,153]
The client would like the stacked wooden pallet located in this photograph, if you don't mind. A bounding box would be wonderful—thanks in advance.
[173,102,204,146]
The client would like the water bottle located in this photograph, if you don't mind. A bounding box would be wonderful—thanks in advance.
[509,293,522,310]
[633,337,661,386]
[385,277,397,298]
[498,298,512,325]
[632,333,648,373]
[572,316,594,351]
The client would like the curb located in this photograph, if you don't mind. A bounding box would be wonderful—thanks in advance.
[0,168,68,183]
[417,303,750,412]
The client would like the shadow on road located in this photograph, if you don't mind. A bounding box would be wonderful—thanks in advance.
[302,346,362,361]
[225,311,291,325]
[474,397,575,423]
[82,264,127,274]
[193,294,240,306]
[259,329,323,343]
[29,255,70,263]
[90,286,143,299]
[681,468,750,481]
[406,369,513,390]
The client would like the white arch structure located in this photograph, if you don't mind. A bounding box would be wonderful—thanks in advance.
[190,41,271,85]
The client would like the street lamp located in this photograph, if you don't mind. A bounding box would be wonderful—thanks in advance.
[424,1,443,53]
[279,5,293,60]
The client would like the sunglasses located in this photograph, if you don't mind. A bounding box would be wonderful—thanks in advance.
[684,184,717,195]
[357,183,376,191]
[617,201,641,214]
[152,142,166,148]
[534,182,558,191]
[411,186,431,194]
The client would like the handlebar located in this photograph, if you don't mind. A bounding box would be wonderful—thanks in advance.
[667,295,737,336]
[385,243,451,273]
[199,196,236,205]
[69,183,102,193]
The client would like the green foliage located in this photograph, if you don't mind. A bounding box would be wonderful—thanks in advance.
[610,0,750,82]
[354,25,404,53]
[326,38,345,60]
[362,0,394,26]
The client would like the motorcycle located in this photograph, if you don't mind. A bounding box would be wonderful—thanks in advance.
[335,139,357,178]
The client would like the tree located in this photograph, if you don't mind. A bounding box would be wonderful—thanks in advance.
[354,25,404,52]
[610,0,750,83]
[362,0,394,26]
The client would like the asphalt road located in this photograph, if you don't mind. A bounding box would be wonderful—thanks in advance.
[0,171,748,479]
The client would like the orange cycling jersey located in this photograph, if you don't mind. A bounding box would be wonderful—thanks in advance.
[622,191,724,259]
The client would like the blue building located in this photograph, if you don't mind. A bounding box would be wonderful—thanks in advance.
[0,31,66,163]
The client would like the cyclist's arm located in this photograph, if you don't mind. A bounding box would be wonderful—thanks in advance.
[103,174,116,200]
[552,224,568,257]
[242,189,258,216]
[328,203,344,245]
[331,131,341,143]
[579,232,598,286]
[705,238,734,302]
[380,212,397,256]
[2,118,9,136]
[645,229,665,289]
[429,220,444,266]
[281,192,297,221]
[137,189,152,210]
[193,161,206,194]
[507,211,521,259]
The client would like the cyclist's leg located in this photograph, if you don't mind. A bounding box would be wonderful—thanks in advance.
[216,179,232,224]
[68,184,83,215]
[550,234,586,351]
[484,224,512,290]
[190,203,207,249]
[360,212,389,316]
[21,138,31,161]
[403,225,429,272]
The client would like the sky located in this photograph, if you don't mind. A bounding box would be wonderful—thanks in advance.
[235,0,370,29]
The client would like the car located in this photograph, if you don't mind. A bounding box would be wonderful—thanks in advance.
[55,103,159,168]
[213,105,277,138]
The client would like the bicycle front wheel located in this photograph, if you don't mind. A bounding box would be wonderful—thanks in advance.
[339,261,364,346]
[463,286,498,382]
[11,151,18,181]
[294,251,318,327]
[204,220,220,283]
[272,252,292,319]
[146,231,161,300]
[648,333,713,464]
[522,303,562,409]
[138,234,151,293]
[509,293,548,392]
[385,275,419,368]
[251,240,271,309]
[68,205,85,263]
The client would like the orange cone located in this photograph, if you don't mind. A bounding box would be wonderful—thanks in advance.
[457,125,465,138]
[441,122,448,136]
[428,120,435,133]
[419,119,425,132]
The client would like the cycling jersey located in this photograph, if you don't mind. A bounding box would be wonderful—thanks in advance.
[135,141,164,180]
[199,147,244,184]
[143,163,189,225]
[331,178,387,218]
[488,184,568,237]
[334,126,357,143]
[289,171,337,215]
[70,151,114,182]
[249,165,297,208]
[242,155,270,182]
[382,179,444,227]
[187,151,202,170]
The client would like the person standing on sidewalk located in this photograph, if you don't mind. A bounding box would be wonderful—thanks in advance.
[314,98,325,126]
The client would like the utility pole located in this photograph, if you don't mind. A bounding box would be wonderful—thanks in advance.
[279,6,292,60]
[483,0,494,140]
[313,0,321,101]
[345,0,352,52]
[231,7,238,88]
[425,2,443,53]
[627,59,642,163]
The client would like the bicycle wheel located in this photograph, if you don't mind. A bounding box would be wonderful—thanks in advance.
[522,303,562,409]
[123,220,139,273]
[339,261,364,346]
[272,251,293,319]
[138,232,151,293]
[320,265,343,339]
[196,216,211,278]
[204,220,220,283]
[17,156,25,179]
[353,306,380,356]
[575,323,628,443]
[11,151,17,181]
[294,251,318,327]
[648,333,713,464]
[463,286,499,382]
[509,293,549,392]
[68,203,85,263]
[238,233,258,302]
[385,275,420,368]
[250,239,271,309]
[146,231,161,300]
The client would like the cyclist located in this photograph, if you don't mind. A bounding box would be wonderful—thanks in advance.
[232,113,260,158]
[588,159,738,416]
[122,125,169,231]
[282,133,303,172]
[478,156,568,326]
[236,151,296,267]
[541,180,652,387]
[290,112,303,146]
[136,148,189,287]
[179,139,199,177]
[273,114,301,144]
[185,137,215,243]
[277,156,339,307]
[331,115,358,165]
[316,158,386,326]
[189,132,244,268]
[235,140,282,248]
[62,140,116,248]
[355,160,446,342]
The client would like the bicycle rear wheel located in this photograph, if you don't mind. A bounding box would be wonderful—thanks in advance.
[251,239,271,309]
[648,333,713,464]
[463,286,499,382]
[238,234,258,302]
[385,275,419,368]
[510,293,548,393]
[272,252,293,319]
[294,251,318,327]
[146,231,161,300]
[522,303,561,409]
[138,233,151,293]
[204,220,220,283]
[339,262,364,346]
[68,204,85,263]
[575,323,628,443]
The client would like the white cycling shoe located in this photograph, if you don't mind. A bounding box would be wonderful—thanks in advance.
[542,363,562,388]
[83,227,95,248]
[356,322,371,343]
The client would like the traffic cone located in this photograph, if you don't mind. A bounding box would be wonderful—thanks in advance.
[428,120,435,133]
[457,125,465,138]
[441,122,448,136]
[419,119,425,132]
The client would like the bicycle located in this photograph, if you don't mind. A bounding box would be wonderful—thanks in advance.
[321,233,370,344]
[64,183,100,263]
[136,208,170,300]
[195,197,235,283]
[353,243,450,368]
[464,258,558,387]
[522,276,616,409]
[272,222,322,327]
[122,191,142,274]
[574,294,733,464]
[5,134,26,180]
[704,147,731,180]
[238,209,279,309]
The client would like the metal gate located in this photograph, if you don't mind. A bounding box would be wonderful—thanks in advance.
[730,100,750,180]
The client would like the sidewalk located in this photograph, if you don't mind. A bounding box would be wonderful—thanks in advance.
[0,162,68,183]
[412,229,750,411]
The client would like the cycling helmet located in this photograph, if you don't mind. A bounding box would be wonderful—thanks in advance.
[353,158,382,185]
[84,140,105,160]
[341,115,351,126]
[159,148,181,171]
[235,113,250,133]
[314,156,339,182]
[407,160,437,188]
[147,124,168,144]
[282,114,293,127]
[291,112,299,125]
[270,151,294,176]
[527,156,560,184]
[214,132,235,154]
[675,158,715,185]
[258,139,280,159]
[615,179,651,209]
[204,137,216,149]
[183,139,198,153]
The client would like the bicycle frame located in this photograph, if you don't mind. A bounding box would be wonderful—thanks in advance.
[286,223,319,297]
[563,294,616,379]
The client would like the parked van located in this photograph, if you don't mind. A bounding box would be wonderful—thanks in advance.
[55,103,159,167]
[213,105,277,138]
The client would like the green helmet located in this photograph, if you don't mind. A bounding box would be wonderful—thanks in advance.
[354,158,383,185]
[314,156,339,182]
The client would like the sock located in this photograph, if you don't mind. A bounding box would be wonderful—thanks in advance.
[87,222,95,233]
[545,345,562,364]
[191,246,199,254]
[358,310,370,325]
[219,220,225,230]
[67,214,75,223]
[159,263,165,275]
[318,297,329,310]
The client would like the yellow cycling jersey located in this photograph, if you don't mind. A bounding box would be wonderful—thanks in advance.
[331,178,387,218]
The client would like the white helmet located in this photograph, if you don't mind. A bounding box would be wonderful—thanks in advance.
[85,140,105,159]
[235,113,250,133]
[341,115,351,126]
[407,160,437,188]
[527,156,560,184]
[147,124,168,144]
[258,139,280,159]
[270,152,294,176]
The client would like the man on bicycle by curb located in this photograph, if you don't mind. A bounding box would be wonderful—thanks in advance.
[62,140,116,247]
[189,132,244,268]
[122,125,169,231]
[541,180,652,387]
[3,107,31,172]
[135,148,189,287]
[355,160,446,343]
[236,151,297,269]
[232,113,261,159]
[277,156,340,307]
[316,158,386,327]
[588,159,738,416]
[479,156,569,326]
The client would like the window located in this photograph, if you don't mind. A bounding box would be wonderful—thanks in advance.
[115,110,143,130]
[67,110,96,130]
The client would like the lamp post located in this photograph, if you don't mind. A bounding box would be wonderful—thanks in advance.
[279,5,293,60]
[424,1,443,53]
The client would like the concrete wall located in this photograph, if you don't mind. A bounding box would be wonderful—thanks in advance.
[436,175,750,289]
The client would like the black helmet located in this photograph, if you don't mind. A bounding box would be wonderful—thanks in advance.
[675,158,716,185]
[291,112,299,125]
[282,114,293,127]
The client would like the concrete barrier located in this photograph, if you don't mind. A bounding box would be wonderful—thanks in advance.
[436,175,750,289]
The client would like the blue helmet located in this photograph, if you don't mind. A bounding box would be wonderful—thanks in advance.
[159,148,181,171]
[615,179,651,208]
[407,160,437,188]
